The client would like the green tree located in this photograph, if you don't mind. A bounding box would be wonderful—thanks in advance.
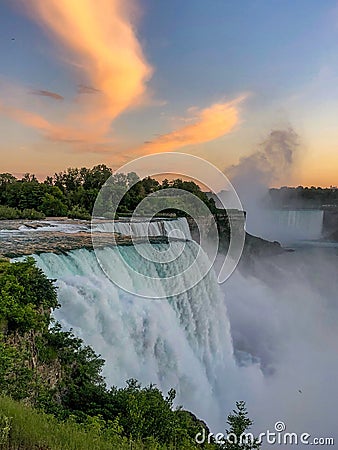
[0,258,58,333]
[223,401,261,450]
[40,193,68,216]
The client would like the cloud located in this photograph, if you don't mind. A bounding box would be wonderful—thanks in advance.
[31,89,64,101]
[128,96,245,156]
[0,101,54,134]
[78,84,101,95]
[3,0,152,144]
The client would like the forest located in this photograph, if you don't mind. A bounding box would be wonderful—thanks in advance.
[0,165,216,220]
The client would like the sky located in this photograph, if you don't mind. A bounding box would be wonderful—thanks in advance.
[0,0,338,186]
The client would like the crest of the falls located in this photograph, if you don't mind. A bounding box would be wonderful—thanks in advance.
[33,241,236,427]
[92,217,192,240]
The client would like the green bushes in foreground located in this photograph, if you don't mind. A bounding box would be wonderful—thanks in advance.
[0,205,45,220]
[0,396,130,450]
[0,396,219,449]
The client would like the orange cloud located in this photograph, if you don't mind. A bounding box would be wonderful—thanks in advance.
[3,0,152,144]
[0,101,54,133]
[129,96,245,156]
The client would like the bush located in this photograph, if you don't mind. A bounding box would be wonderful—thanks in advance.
[0,396,130,450]
[40,193,68,217]
[0,205,44,220]
[68,205,91,220]
[21,208,45,219]
[0,258,58,332]
[0,205,21,219]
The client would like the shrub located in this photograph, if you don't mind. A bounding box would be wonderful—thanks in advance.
[0,205,45,220]
[68,205,91,220]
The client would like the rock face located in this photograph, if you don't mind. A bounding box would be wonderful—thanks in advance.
[0,230,169,258]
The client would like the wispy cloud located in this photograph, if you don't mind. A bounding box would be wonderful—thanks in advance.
[2,0,152,144]
[77,84,101,95]
[0,100,54,134]
[31,89,64,101]
[128,96,246,156]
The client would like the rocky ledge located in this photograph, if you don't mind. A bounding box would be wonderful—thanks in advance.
[0,230,169,259]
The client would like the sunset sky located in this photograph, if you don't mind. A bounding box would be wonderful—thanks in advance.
[0,0,338,186]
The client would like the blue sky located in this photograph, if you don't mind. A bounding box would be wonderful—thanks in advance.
[0,0,337,186]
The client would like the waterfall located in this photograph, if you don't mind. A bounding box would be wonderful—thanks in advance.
[163,217,192,239]
[93,217,192,240]
[271,209,324,240]
[33,241,236,427]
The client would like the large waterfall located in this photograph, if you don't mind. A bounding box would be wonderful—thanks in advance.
[33,240,238,428]
[20,216,338,441]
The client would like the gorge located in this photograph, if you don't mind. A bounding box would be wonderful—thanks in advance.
[2,213,338,445]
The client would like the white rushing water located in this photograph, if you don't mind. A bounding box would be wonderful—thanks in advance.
[33,241,239,428]
[270,209,324,240]
[94,217,192,239]
[0,217,192,239]
[245,209,324,244]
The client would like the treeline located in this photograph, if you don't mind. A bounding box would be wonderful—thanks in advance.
[267,186,338,209]
[0,165,216,220]
[0,258,260,449]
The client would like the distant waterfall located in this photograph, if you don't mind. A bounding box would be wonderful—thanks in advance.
[33,242,236,428]
[270,210,324,241]
[93,217,192,240]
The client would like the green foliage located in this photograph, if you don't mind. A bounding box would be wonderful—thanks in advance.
[0,205,45,219]
[40,193,68,216]
[0,166,216,219]
[0,337,37,401]
[67,205,91,220]
[268,186,338,208]
[222,401,261,450]
[21,208,46,219]
[0,258,58,332]
[0,413,11,445]
[0,396,130,450]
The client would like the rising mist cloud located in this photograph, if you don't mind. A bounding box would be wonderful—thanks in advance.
[227,127,299,187]
[226,127,300,239]
[129,97,245,156]
[4,0,152,144]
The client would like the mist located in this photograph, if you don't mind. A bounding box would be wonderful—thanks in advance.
[222,244,338,445]
[225,127,301,243]
[218,127,338,444]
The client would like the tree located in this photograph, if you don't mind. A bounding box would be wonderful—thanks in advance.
[40,193,68,217]
[223,401,261,449]
[0,257,58,333]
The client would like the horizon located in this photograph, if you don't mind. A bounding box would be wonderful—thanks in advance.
[5,166,338,191]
